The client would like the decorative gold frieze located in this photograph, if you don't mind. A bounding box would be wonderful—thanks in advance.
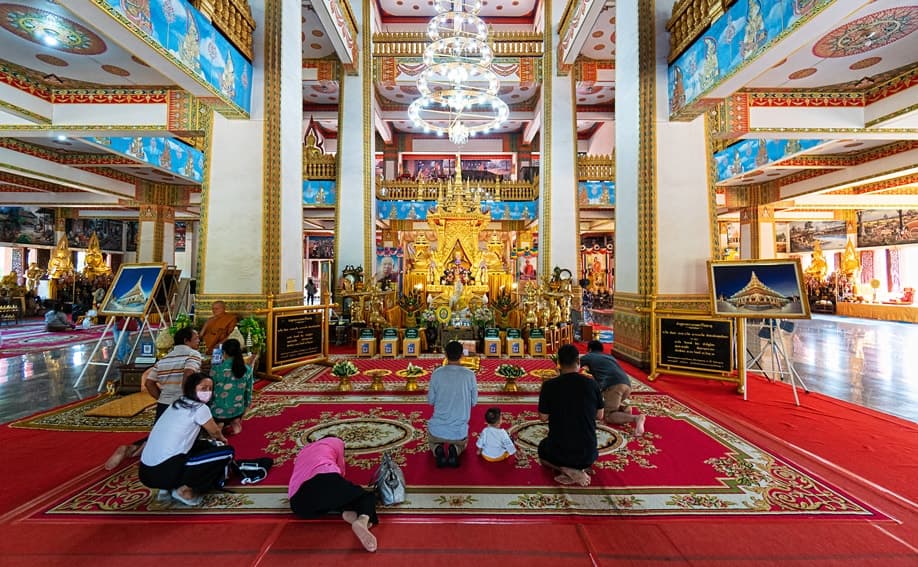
[666,0,737,63]
[376,180,538,201]
[191,0,256,61]
[578,154,614,180]
[372,32,544,57]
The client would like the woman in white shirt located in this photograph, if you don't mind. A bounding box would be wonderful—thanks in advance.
[138,372,234,506]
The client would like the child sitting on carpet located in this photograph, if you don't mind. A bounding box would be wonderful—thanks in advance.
[476,407,517,462]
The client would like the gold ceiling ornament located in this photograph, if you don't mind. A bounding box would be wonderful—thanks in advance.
[408,0,509,145]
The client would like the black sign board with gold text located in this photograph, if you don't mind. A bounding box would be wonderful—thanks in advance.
[658,317,733,373]
[273,312,323,367]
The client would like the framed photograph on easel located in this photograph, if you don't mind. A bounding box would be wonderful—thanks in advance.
[98,263,167,317]
[708,259,810,319]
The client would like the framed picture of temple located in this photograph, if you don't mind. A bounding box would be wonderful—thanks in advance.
[99,263,167,317]
[708,259,810,319]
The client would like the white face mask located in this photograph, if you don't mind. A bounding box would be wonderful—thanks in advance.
[197,391,213,403]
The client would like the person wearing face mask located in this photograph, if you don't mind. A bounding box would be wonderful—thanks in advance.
[138,372,234,506]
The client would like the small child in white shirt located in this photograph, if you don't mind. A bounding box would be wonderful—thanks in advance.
[476,407,517,462]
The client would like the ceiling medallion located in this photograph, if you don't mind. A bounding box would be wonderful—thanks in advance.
[0,4,107,55]
[408,0,509,145]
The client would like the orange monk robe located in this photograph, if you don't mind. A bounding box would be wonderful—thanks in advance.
[200,312,239,351]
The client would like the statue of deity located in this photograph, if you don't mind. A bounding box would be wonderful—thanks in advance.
[0,270,19,290]
[805,241,828,280]
[412,234,431,269]
[48,236,75,279]
[842,238,860,278]
[25,262,44,292]
[83,233,112,278]
[483,234,505,272]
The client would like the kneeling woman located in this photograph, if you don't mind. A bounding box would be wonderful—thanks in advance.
[139,372,234,506]
[288,437,379,552]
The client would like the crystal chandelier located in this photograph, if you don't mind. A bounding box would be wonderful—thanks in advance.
[408,0,509,145]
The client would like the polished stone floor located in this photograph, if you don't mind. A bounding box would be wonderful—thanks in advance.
[0,315,916,424]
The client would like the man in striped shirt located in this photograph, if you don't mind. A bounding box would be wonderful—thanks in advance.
[145,326,203,418]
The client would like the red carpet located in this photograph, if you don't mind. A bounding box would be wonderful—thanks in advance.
[0,323,107,358]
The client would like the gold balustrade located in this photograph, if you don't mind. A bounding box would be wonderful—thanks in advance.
[191,0,256,61]
[577,154,614,181]
[373,31,543,57]
[376,180,538,201]
[666,0,736,63]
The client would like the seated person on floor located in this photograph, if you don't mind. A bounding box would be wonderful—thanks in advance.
[288,436,379,553]
[44,302,75,332]
[138,372,234,507]
[427,340,478,468]
[579,340,646,435]
[199,301,238,354]
[537,344,604,486]
[210,338,255,436]
[476,407,517,462]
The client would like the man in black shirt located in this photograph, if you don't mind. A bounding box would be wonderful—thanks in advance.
[537,344,604,486]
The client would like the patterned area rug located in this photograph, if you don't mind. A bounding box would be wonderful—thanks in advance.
[34,392,883,520]
[11,395,156,432]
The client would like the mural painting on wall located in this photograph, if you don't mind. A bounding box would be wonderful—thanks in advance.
[66,219,124,251]
[306,236,334,259]
[102,0,253,114]
[303,180,336,206]
[0,207,54,245]
[90,137,205,182]
[669,0,826,115]
[789,220,846,253]
[376,200,537,222]
[374,248,403,291]
[400,156,513,182]
[126,221,139,252]
[175,222,186,252]
[857,209,918,248]
[775,223,789,254]
[578,181,615,206]
[715,139,824,181]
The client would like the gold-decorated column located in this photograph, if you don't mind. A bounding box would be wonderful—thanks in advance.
[197,0,304,309]
[612,1,719,367]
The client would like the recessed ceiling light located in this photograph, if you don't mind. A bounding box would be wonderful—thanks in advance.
[56,135,67,141]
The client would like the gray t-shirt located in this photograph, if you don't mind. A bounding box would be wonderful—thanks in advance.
[427,364,478,441]
[580,351,631,391]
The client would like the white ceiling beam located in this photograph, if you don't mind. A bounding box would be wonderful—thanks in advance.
[0,83,52,124]
[558,0,610,68]
[780,148,918,200]
[0,147,136,197]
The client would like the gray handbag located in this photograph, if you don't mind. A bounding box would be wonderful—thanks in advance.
[372,451,406,506]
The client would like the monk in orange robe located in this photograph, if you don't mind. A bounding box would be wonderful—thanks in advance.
[199,301,238,353]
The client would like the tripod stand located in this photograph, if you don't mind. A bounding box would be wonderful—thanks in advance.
[746,318,810,406]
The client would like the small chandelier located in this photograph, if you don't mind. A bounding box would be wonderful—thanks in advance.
[408,0,509,145]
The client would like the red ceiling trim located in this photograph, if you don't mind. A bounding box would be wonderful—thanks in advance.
[746,91,864,107]
[865,69,918,105]
[50,92,169,104]
[0,70,52,101]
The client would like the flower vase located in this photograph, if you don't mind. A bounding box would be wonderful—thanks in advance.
[503,375,519,392]
[337,374,353,392]
[406,313,417,328]
[405,374,419,392]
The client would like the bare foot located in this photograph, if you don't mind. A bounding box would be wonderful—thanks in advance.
[104,445,130,470]
[554,473,576,485]
[342,511,358,524]
[634,414,646,436]
[351,515,377,552]
[560,467,591,486]
[229,421,243,436]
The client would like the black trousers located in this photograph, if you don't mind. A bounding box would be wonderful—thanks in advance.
[139,440,235,492]
[289,472,378,525]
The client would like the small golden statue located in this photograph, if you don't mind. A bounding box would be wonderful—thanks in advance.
[842,238,860,278]
[83,233,112,278]
[483,233,505,272]
[805,241,828,280]
[0,269,19,290]
[48,236,75,279]
[411,233,432,269]
[25,262,44,292]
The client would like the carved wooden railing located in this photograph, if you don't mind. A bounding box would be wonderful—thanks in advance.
[303,146,336,180]
[373,31,543,57]
[578,154,614,181]
[191,0,256,61]
[375,180,539,201]
[666,0,736,63]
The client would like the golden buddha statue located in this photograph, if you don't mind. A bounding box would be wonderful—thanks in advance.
[412,234,432,269]
[83,233,112,278]
[48,236,74,279]
[842,238,860,278]
[483,234,505,272]
[25,262,44,292]
[805,241,828,280]
[0,270,19,290]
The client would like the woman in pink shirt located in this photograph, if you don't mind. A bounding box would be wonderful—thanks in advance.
[288,436,379,552]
